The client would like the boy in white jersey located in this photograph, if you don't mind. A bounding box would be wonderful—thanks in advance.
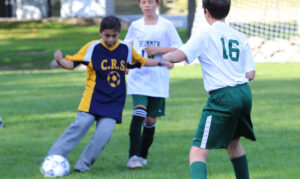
[124,0,182,169]
[163,0,256,178]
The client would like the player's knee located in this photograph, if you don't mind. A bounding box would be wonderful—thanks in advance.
[228,138,241,151]
[189,146,209,164]
[134,104,146,110]
[227,138,245,158]
[145,116,156,125]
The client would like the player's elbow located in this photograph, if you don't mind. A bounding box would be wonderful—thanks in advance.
[246,71,255,81]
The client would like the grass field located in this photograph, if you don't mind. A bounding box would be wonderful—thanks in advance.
[0,21,188,70]
[1,20,300,178]
[0,63,300,178]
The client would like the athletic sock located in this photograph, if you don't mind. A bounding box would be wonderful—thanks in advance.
[231,155,249,179]
[190,161,207,179]
[129,107,146,157]
[139,122,156,159]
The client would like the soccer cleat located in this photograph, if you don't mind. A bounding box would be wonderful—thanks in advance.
[74,169,86,173]
[126,155,143,169]
[137,157,147,166]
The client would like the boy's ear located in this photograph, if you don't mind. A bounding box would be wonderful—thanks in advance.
[204,9,211,18]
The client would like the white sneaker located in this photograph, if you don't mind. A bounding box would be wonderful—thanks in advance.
[126,155,142,169]
[137,157,147,166]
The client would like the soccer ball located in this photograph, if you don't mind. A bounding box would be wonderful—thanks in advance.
[41,155,70,177]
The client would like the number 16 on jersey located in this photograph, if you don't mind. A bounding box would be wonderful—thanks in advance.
[220,37,240,62]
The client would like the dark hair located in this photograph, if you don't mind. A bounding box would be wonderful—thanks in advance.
[202,0,231,19]
[100,15,121,32]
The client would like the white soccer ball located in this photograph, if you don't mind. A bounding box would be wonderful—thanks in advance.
[41,155,70,177]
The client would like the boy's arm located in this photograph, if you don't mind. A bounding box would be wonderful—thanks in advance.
[145,47,178,56]
[162,49,187,63]
[144,58,173,69]
[54,50,74,70]
[131,45,173,69]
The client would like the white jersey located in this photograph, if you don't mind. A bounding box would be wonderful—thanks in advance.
[180,21,255,93]
[124,16,183,98]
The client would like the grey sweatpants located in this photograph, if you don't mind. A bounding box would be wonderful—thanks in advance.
[48,112,116,172]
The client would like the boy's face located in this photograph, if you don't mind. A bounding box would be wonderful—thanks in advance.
[138,0,159,16]
[100,29,120,47]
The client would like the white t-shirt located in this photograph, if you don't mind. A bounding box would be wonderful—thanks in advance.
[124,16,183,98]
[180,21,255,93]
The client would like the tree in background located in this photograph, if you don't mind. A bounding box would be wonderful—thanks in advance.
[47,0,52,17]
[187,0,196,37]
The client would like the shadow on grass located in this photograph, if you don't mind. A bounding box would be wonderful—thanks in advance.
[0,71,299,178]
[0,125,299,179]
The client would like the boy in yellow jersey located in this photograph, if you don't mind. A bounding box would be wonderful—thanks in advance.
[44,15,173,173]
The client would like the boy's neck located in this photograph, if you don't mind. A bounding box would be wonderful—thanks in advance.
[144,14,158,25]
[208,18,225,25]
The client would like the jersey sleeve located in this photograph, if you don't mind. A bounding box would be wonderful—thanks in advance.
[180,33,206,64]
[166,22,183,48]
[124,24,135,45]
[65,40,98,62]
[131,45,147,66]
[243,41,256,72]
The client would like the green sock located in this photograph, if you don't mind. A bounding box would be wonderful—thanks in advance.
[190,161,207,179]
[129,108,146,157]
[231,155,249,179]
[139,123,155,158]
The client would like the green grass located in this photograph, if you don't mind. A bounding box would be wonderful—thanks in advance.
[0,21,188,70]
[0,63,300,178]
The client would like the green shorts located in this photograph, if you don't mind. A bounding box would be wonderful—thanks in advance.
[192,83,256,149]
[132,95,165,117]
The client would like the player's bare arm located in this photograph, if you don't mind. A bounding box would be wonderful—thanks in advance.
[54,50,74,70]
[163,49,187,63]
[145,58,174,69]
[246,70,255,81]
[145,46,178,56]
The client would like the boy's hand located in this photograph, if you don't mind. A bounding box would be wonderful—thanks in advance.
[54,50,63,63]
[161,60,174,69]
[145,46,160,56]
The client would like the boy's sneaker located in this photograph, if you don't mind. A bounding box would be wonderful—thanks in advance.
[126,155,142,169]
[137,157,147,166]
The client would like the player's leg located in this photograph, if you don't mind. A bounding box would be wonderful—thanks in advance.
[127,95,148,168]
[74,117,116,172]
[189,112,213,179]
[48,111,95,157]
[189,87,242,179]
[139,97,165,164]
[227,138,249,179]
[138,116,156,165]
[227,84,256,179]
[129,105,147,157]
[189,146,209,179]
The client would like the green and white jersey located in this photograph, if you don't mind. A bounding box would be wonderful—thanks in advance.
[125,16,182,98]
[180,21,255,93]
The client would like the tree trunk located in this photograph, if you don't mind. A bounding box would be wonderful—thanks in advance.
[187,0,196,38]
[47,0,52,17]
